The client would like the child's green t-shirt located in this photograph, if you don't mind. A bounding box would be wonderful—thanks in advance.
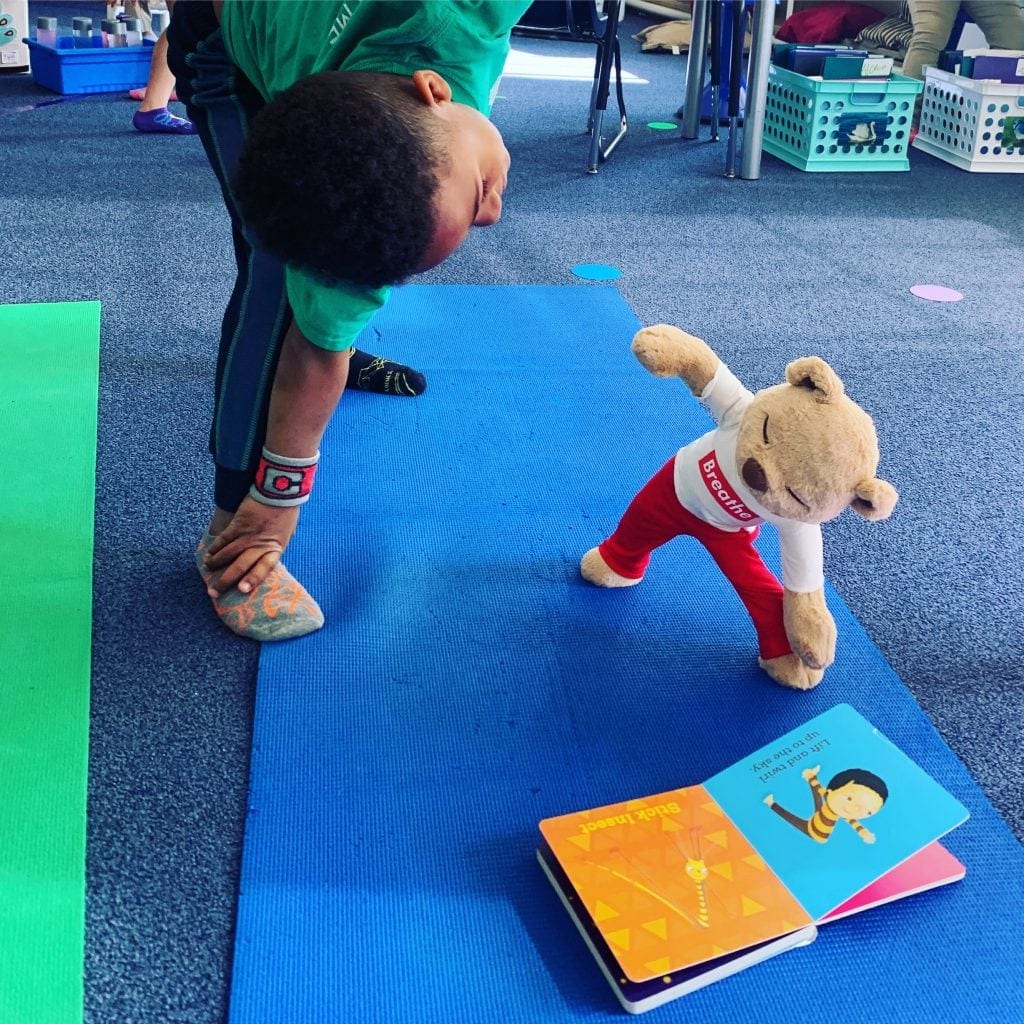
[220,0,530,350]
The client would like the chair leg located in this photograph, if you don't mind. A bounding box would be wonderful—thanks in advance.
[679,0,710,139]
[587,62,600,134]
[606,42,629,157]
[725,0,745,176]
[708,0,723,140]
[586,0,627,173]
[739,0,775,180]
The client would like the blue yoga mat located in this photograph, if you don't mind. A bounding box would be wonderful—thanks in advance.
[229,286,1024,1023]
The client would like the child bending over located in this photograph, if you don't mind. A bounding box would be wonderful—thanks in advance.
[166,0,529,639]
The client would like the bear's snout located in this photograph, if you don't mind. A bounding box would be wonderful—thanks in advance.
[742,458,768,493]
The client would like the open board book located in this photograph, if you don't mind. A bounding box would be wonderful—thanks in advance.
[537,704,968,1013]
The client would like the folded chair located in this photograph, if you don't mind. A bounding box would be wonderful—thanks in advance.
[513,0,628,173]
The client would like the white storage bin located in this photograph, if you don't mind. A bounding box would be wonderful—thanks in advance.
[913,64,1024,173]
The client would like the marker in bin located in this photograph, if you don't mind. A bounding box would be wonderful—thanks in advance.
[72,17,93,48]
[123,17,143,46]
[104,19,127,47]
[36,17,58,48]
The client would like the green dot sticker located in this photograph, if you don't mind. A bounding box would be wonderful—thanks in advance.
[647,121,678,131]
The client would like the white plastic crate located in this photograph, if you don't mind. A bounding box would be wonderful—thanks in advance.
[913,64,1024,172]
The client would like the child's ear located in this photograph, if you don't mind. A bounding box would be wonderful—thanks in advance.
[412,70,453,106]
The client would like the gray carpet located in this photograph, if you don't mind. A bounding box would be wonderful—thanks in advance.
[2,3,1021,1022]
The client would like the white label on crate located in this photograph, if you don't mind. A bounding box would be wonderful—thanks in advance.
[862,57,894,77]
[1,50,17,65]
[1017,57,1024,76]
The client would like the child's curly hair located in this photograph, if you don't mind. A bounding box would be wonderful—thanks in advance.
[235,71,450,289]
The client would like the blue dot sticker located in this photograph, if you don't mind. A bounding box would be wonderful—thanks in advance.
[572,263,622,281]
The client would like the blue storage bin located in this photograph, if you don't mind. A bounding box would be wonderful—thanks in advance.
[762,64,923,172]
[24,35,154,95]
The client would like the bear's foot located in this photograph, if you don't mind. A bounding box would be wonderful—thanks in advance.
[580,547,642,588]
[759,653,824,691]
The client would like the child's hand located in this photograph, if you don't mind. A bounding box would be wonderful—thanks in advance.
[860,828,876,844]
[801,765,820,780]
[203,498,300,597]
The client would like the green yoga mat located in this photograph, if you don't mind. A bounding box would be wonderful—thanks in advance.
[0,302,100,1024]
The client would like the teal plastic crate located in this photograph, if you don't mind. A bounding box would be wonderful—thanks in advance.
[24,36,154,95]
[762,64,922,172]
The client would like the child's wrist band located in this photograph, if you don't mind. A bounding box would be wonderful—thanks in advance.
[249,448,320,507]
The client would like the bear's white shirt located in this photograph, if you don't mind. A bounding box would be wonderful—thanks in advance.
[672,364,825,594]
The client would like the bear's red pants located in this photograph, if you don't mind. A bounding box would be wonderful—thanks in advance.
[597,458,792,660]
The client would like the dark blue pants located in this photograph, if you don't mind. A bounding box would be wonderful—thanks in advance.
[166,1,292,512]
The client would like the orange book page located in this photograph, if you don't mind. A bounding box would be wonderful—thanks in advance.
[539,785,813,982]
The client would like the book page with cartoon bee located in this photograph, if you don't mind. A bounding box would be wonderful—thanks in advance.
[539,785,813,981]
[704,704,970,922]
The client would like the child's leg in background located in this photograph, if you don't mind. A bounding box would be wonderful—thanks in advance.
[906,0,1024,81]
[133,31,196,134]
[903,0,959,81]
[963,0,1024,51]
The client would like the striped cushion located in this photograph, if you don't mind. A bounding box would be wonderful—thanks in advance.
[853,11,914,54]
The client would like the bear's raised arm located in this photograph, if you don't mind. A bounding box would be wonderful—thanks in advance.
[631,325,721,397]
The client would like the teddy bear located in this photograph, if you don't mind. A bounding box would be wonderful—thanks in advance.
[581,324,898,691]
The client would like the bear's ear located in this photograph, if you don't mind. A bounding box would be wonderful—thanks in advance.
[851,479,899,521]
[785,357,844,403]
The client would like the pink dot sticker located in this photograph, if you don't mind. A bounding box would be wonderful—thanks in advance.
[910,284,964,302]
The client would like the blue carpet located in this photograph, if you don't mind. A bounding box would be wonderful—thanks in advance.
[229,285,1023,1023]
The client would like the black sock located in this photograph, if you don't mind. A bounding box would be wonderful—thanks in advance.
[347,349,427,396]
